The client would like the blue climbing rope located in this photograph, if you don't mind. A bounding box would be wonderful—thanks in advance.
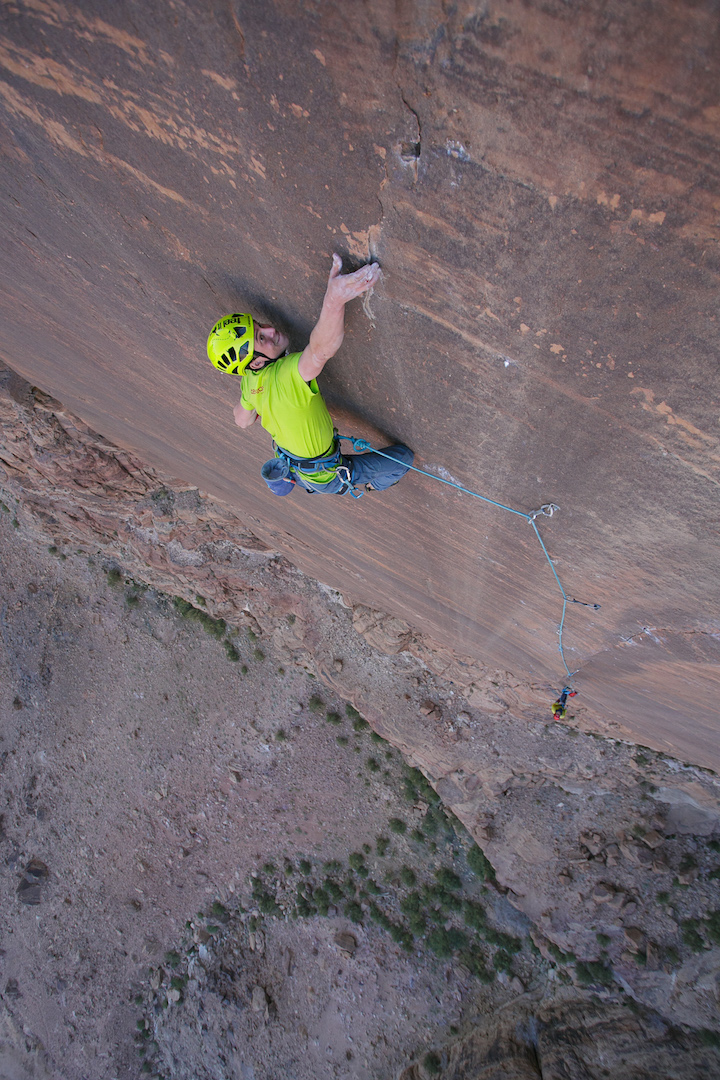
[339,435,600,682]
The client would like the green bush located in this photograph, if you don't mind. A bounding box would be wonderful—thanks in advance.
[366,757,380,773]
[402,779,418,802]
[463,900,487,931]
[324,879,344,902]
[353,716,370,732]
[376,836,390,856]
[442,891,463,913]
[326,711,342,725]
[402,765,440,805]
[420,809,440,836]
[575,960,613,987]
[172,597,226,638]
[400,866,417,887]
[408,911,426,935]
[427,927,468,958]
[296,896,316,917]
[369,902,392,930]
[313,887,331,915]
[485,928,522,954]
[201,613,226,638]
[400,892,422,915]
[224,640,240,661]
[467,843,496,881]
[254,888,280,916]
[492,949,514,973]
[389,922,414,951]
[308,696,325,713]
[389,818,407,835]
[435,867,462,891]
[548,942,575,964]
[423,1051,441,1076]
[460,949,494,983]
[345,901,363,923]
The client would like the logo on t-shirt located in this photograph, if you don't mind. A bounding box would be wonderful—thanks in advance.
[249,386,264,395]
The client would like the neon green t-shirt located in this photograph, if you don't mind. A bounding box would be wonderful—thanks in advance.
[241,353,335,480]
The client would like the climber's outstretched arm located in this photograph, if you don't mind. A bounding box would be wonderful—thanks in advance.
[298,254,380,383]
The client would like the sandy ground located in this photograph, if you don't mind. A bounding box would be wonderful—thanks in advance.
[0,511,540,1080]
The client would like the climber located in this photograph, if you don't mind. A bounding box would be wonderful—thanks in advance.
[552,687,577,721]
[206,254,413,496]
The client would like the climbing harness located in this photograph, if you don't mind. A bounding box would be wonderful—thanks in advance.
[271,439,363,498]
[338,434,601,695]
[552,687,578,720]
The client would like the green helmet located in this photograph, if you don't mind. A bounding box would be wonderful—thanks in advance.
[207,313,254,376]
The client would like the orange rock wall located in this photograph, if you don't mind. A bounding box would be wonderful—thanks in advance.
[1,1,719,761]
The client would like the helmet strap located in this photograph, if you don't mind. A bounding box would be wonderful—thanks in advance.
[248,352,282,372]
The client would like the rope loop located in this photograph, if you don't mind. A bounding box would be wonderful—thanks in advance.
[337,434,600,681]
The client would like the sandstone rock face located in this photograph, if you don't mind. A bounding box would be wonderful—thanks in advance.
[400,998,720,1079]
[0,1,719,764]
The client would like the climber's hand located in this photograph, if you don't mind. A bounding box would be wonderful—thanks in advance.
[324,253,381,308]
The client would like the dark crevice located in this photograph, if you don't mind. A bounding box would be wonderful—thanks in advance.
[399,90,422,156]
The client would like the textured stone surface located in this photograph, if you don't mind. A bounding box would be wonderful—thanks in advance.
[4,366,720,1047]
[399,997,720,1079]
[0,1,719,762]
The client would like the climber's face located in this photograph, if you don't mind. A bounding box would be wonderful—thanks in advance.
[248,324,288,368]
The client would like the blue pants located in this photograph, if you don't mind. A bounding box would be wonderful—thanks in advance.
[262,444,414,495]
[347,444,413,490]
[302,444,413,494]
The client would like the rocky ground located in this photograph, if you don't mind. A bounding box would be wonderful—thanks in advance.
[2,366,720,1079]
[0,513,505,1079]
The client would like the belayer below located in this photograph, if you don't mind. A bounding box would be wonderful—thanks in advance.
[206,253,413,497]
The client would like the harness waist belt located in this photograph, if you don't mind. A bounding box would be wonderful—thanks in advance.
[275,438,341,472]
